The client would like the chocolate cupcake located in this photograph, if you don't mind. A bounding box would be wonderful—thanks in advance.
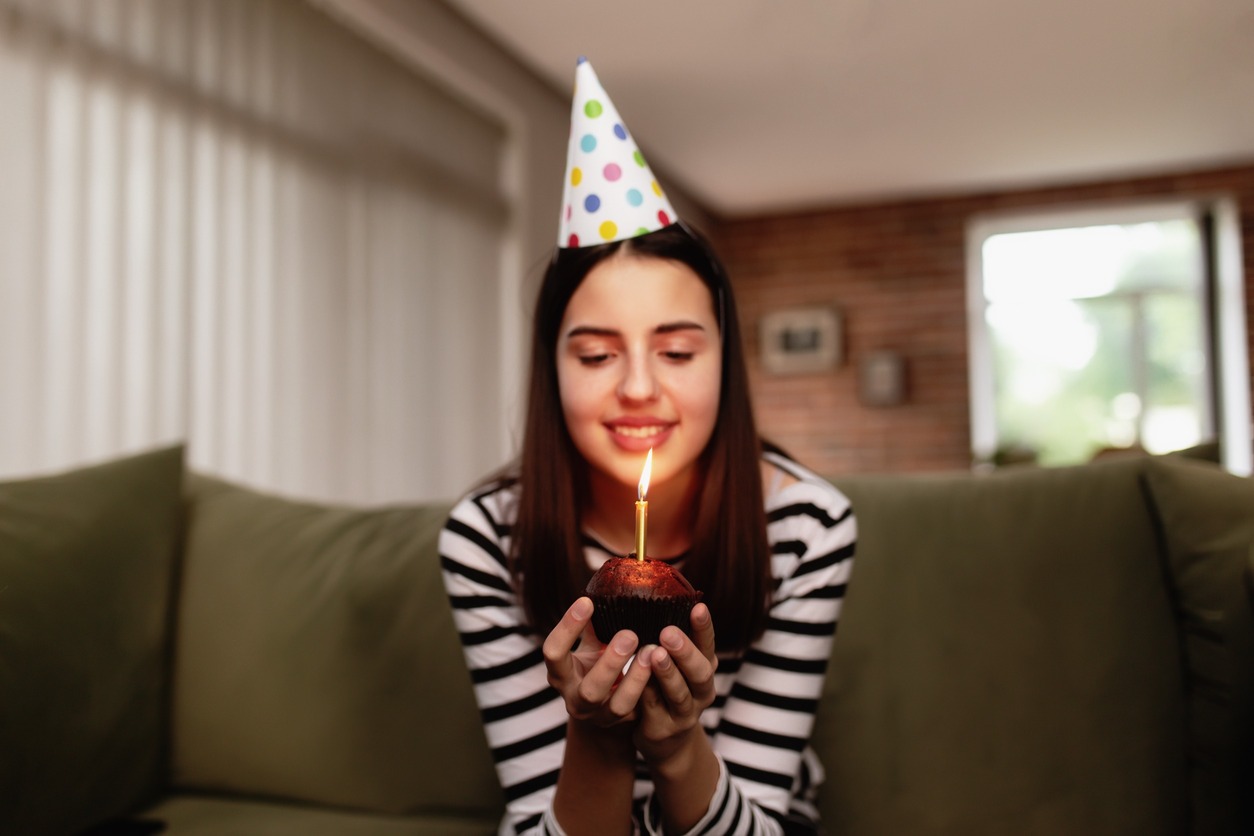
[586,554,701,646]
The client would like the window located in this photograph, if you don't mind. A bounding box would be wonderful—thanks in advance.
[0,0,512,503]
[967,200,1251,473]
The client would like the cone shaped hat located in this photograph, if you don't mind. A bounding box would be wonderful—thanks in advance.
[558,57,678,248]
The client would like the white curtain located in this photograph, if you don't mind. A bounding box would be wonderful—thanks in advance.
[0,0,512,503]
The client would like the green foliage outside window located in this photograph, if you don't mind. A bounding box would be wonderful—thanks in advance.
[984,219,1209,467]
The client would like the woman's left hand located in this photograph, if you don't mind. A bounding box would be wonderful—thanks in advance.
[632,602,718,768]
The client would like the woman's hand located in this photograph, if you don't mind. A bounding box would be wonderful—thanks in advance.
[633,602,718,768]
[542,596,653,729]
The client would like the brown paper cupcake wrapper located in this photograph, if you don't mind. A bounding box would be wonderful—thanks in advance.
[589,594,701,646]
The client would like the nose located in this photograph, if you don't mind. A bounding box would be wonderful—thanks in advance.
[618,353,659,403]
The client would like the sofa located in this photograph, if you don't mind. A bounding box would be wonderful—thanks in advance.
[1,444,1251,835]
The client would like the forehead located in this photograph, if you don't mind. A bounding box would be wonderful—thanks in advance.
[563,254,717,327]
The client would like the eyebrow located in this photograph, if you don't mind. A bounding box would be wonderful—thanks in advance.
[565,321,707,339]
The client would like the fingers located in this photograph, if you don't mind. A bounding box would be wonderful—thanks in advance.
[688,603,717,666]
[649,610,717,710]
[574,631,654,724]
[576,629,639,704]
[543,597,658,727]
[666,605,717,680]
[642,645,694,715]
[543,599,721,728]
[604,641,654,720]
[542,597,595,684]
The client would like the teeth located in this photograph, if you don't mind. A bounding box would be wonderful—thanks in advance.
[616,425,664,438]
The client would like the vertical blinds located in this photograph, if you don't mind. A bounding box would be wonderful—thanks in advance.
[0,0,511,503]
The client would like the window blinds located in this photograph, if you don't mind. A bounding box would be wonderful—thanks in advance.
[0,0,511,503]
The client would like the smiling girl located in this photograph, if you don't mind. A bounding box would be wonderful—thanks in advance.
[439,59,855,836]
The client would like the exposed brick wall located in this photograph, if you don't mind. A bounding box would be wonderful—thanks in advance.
[712,163,1254,475]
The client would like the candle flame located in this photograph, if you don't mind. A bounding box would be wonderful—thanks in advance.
[638,448,652,501]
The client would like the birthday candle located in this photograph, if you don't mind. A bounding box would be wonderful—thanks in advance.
[634,449,652,560]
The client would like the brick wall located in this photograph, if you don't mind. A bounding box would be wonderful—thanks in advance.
[713,163,1254,475]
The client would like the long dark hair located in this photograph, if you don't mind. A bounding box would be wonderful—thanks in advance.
[512,223,770,652]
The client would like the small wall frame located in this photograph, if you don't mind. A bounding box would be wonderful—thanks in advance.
[759,306,843,375]
[859,350,907,406]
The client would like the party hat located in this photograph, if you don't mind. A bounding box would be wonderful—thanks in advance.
[558,57,678,248]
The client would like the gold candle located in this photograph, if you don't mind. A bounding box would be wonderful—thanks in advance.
[634,448,652,561]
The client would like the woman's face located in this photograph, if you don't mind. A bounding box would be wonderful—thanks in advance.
[557,252,722,494]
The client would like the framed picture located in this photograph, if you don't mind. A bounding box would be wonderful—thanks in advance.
[759,306,842,375]
[859,350,906,406]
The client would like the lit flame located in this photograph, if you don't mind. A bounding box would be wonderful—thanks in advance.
[638,448,652,501]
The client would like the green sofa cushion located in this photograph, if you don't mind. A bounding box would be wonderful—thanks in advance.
[822,457,1188,835]
[170,475,502,819]
[141,794,498,835]
[0,446,185,836]
[1140,457,1254,836]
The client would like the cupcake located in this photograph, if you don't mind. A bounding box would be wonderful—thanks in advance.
[586,554,701,646]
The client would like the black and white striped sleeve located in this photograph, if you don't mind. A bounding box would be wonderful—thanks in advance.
[438,483,572,836]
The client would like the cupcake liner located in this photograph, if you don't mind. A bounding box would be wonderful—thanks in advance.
[589,594,701,646]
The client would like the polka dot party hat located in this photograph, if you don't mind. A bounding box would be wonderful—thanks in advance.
[558,57,678,248]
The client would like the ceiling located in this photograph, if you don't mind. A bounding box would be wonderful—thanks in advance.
[443,0,1254,218]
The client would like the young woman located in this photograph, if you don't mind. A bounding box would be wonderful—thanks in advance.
[439,222,856,836]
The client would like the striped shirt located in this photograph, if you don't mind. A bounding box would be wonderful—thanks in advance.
[439,451,856,836]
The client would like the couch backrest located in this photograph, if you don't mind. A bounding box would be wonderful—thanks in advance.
[0,446,185,836]
[818,457,1189,835]
[169,474,503,820]
[166,454,1254,834]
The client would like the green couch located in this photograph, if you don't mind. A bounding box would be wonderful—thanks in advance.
[2,445,1251,835]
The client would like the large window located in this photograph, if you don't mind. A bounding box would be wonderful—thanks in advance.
[968,201,1250,473]
[0,0,512,503]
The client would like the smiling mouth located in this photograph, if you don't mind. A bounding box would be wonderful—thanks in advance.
[611,424,670,439]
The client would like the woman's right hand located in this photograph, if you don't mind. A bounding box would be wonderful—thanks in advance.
[542,596,653,728]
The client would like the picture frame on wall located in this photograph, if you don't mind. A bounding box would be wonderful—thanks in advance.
[859,350,907,406]
[759,306,843,375]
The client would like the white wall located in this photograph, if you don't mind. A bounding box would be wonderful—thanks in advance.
[314,0,572,468]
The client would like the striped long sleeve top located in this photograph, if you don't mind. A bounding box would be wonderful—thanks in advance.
[439,451,856,836]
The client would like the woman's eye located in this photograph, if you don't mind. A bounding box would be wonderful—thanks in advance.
[578,353,612,366]
[662,351,695,362]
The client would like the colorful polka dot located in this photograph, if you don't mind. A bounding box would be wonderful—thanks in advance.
[557,58,678,248]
